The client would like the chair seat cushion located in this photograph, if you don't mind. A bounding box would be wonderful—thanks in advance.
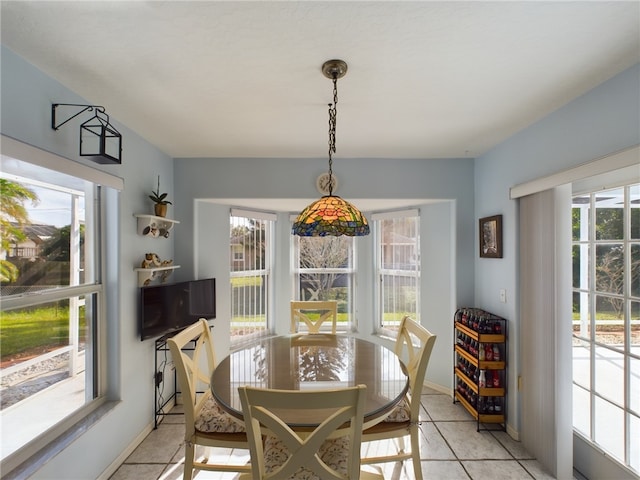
[264,435,350,479]
[381,396,411,423]
[194,395,246,433]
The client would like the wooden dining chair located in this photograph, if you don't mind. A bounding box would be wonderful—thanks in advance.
[167,319,250,479]
[360,315,437,480]
[238,384,383,480]
[290,300,338,334]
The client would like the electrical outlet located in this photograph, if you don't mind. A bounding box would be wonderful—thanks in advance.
[499,289,507,303]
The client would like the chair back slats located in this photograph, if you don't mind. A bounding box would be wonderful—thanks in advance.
[394,316,437,419]
[167,319,217,438]
[360,315,436,479]
[168,319,251,478]
[290,300,338,334]
[239,385,367,480]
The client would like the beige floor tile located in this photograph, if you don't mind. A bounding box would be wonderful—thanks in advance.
[110,394,548,480]
[519,459,557,479]
[125,423,184,464]
[436,421,512,460]
[462,459,535,479]
[422,459,471,478]
[491,430,535,460]
[109,463,166,480]
[420,421,457,459]
[423,394,473,421]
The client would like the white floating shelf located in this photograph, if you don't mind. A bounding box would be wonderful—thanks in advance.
[135,265,180,286]
[134,214,180,237]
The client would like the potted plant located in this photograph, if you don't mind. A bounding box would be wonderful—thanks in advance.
[149,175,172,217]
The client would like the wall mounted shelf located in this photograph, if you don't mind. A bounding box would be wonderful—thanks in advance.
[135,265,180,287]
[134,214,180,237]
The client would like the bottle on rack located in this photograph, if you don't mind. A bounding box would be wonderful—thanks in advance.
[493,319,502,334]
[477,396,486,413]
[485,343,493,361]
[486,396,495,413]
[493,344,500,361]
[479,342,485,361]
[493,370,500,387]
[478,370,486,388]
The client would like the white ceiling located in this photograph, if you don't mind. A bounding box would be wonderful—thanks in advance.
[1,1,639,161]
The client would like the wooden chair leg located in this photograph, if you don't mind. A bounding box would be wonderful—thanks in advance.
[410,424,423,480]
[183,442,195,480]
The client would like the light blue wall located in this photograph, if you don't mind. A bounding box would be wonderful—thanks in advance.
[2,38,638,478]
[1,45,174,479]
[172,157,475,390]
[473,63,640,437]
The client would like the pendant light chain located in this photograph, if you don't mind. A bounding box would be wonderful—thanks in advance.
[291,59,369,237]
[327,75,338,196]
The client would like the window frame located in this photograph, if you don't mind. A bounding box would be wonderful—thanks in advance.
[373,209,421,337]
[290,228,357,332]
[0,137,117,475]
[229,208,275,345]
[571,182,640,475]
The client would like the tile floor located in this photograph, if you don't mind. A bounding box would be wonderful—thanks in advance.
[109,388,563,480]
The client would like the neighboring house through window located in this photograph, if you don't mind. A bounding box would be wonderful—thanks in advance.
[373,209,420,335]
[229,209,275,344]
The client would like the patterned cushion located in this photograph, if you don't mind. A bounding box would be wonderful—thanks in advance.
[264,435,350,479]
[194,395,246,433]
[382,396,411,423]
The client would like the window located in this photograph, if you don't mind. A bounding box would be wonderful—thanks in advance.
[292,234,356,332]
[572,183,639,475]
[0,151,112,470]
[229,209,275,344]
[374,210,420,334]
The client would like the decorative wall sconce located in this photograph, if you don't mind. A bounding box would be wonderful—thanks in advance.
[52,103,122,164]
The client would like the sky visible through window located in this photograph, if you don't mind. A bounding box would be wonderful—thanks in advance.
[26,185,85,228]
[1,157,86,228]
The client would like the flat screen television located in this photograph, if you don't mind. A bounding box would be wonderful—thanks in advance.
[140,278,216,341]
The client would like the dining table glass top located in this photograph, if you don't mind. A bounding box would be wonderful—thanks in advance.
[210,333,409,428]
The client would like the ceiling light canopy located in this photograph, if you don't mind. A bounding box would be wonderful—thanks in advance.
[292,60,370,237]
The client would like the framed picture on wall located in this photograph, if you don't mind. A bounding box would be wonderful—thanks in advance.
[479,215,503,258]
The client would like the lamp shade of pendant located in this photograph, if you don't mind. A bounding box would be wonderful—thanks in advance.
[292,60,370,237]
[292,195,370,236]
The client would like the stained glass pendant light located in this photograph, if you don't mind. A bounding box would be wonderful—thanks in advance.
[292,60,370,237]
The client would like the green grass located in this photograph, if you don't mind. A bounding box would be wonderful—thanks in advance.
[0,305,86,359]
[231,276,263,287]
[572,311,622,321]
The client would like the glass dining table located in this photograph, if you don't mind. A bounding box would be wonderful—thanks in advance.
[210,333,409,429]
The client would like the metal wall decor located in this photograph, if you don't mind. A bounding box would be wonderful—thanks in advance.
[292,60,369,237]
[52,103,122,164]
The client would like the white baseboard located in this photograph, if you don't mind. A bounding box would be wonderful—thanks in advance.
[423,380,452,396]
[96,423,154,480]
